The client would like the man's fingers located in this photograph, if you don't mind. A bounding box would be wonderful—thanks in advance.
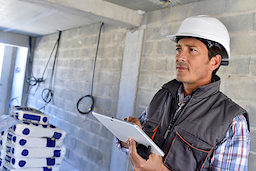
[127,138,146,169]
[127,117,142,129]
[127,138,137,154]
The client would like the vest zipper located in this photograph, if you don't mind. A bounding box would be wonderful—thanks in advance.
[163,97,191,140]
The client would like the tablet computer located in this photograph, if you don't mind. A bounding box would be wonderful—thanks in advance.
[92,112,164,156]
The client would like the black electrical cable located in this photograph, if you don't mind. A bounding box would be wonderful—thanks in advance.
[77,22,104,114]
[41,31,62,105]
[27,32,61,97]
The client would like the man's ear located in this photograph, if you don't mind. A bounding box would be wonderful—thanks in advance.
[209,54,221,71]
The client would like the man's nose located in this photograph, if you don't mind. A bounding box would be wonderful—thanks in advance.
[176,49,187,62]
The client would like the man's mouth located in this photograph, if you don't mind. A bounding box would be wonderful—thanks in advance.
[176,65,188,71]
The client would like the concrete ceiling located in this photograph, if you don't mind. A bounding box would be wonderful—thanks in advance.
[0,0,206,36]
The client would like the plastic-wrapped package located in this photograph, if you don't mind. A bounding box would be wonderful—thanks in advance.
[2,163,61,171]
[4,143,66,158]
[10,106,49,125]
[5,131,64,148]
[10,122,66,140]
[0,106,66,171]
[5,154,63,168]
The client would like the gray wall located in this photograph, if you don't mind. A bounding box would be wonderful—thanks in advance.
[27,23,127,170]
[26,0,256,170]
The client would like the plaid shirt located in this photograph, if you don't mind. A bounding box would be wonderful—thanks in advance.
[117,87,250,170]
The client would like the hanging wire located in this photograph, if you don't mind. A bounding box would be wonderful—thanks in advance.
[26,32,62,96]
[77,22,104,114]
[40,31,62,110]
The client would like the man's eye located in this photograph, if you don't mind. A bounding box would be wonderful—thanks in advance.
[176,47,182,52]
[190,48,197,52]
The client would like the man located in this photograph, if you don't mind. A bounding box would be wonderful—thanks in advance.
[120,15,250,171]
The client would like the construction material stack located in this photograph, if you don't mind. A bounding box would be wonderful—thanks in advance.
[0,106,66,171]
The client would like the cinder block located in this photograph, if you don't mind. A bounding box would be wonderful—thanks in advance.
[67,150,83,169]
[151,72,173,89]
[140,57,157,72]
[94,96,114,115]
[78,129,98,147]
[249,128,256,153]
[99,124,114,140]
[95,71,120,85]
[231,34,256,55]
[136,89,156,107]
[63,134,77,149]
[250,56,256,76]
[68,58,87,69]
[248,152,256,171]
[144,26,162,41]
[189,0,225,16]
[155,58,170,72]
[225,0,256,13]
[101,46,123,58]
[229,56,250,76]
[142,42,155,56]
[86,146,104,165]
[99,58,122,71]
[138,73,152,89]
[97,138,113,156]
[224,77,256,101]
[219,14,254,33]
[243,102,256,127]
[88,119,102,135]
[77,48,90,58]
[156,40,172,55]
[79,158,100,171]
[167,55,176,72]
[93,84,119,99]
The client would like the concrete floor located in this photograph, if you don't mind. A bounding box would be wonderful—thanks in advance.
[60,159,79,171]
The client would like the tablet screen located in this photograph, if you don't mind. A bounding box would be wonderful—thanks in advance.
[92,112,164,156]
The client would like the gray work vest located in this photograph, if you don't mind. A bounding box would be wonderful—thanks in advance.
[140,76,249,171]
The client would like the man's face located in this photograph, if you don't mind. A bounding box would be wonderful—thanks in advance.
[175,38,212,86]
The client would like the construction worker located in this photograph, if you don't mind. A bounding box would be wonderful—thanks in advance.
[120,15,250,170]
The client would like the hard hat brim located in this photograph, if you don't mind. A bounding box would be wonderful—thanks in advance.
[167,33,213,42]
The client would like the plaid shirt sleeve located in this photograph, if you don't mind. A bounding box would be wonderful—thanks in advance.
[210,114,250,171]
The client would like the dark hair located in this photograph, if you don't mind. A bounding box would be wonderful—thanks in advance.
[176,36,228,77]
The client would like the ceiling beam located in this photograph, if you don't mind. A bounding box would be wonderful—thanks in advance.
[20,0,144,28]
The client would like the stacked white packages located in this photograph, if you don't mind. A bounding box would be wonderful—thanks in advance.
[0,106,66,171]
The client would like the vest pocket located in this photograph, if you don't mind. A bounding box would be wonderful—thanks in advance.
[138,119,161,159]
[164,129,213,171]
[143,119,161,140]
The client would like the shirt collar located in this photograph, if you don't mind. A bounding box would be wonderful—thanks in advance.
[177,85,191,106]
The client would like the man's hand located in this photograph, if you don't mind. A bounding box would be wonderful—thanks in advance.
[120,116,142,148]
[124,116,142,129]
[126,138,169,171]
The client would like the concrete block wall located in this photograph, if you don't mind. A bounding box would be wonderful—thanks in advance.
[135,0,256,170]
[25,0,256,170]
[27,23,127,170]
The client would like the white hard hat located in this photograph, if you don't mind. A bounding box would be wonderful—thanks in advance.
[167,15,230,59]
